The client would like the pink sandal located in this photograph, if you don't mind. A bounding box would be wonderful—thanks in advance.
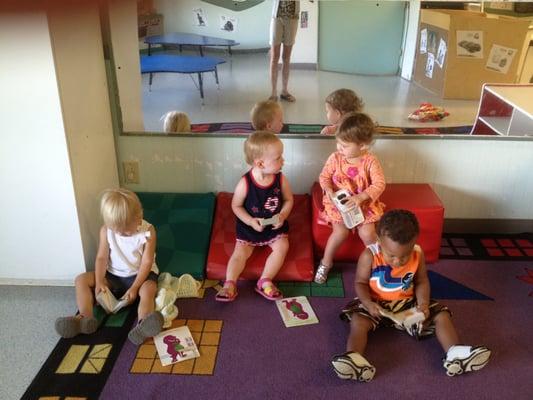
[255,278,283,301]
[215,280,238,302]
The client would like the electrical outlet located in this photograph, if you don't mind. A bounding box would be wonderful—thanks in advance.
[123,161,140,184]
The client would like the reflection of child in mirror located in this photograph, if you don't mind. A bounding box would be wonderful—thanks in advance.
[250,100,284,134]
[162,111,191,133]
[315,113,385,284]
[215,132,294,303]
[321,89,364,136]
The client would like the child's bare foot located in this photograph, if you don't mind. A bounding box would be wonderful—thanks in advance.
[55,315,98,338]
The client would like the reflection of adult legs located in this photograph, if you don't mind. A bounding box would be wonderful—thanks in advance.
[280,44,295,101]
[270,44,281,100]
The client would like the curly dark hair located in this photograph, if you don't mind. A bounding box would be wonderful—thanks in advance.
[336,112,376,145]
[325,88,364,114]
[377,209,420,244]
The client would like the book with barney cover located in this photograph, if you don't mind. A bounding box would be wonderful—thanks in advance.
[276,296,319,328]
[154,325,200,366]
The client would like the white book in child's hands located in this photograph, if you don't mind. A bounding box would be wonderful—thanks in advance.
[332,189,364,229]
[96,290,130,314]
[378,306,425,328]
[276,296,319,328]
[154,325,200,366]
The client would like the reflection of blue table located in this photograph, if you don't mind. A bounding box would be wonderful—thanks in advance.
[140,55,226,103]
[145,32,239,56]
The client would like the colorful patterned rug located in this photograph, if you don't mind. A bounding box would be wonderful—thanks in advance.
[189,122,473,135]
[23,233,533,399]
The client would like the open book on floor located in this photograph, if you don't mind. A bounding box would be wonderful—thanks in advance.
[154,325,200,366]
[378,306,425,328]
[276,296,319,328]
[96,290,130,314]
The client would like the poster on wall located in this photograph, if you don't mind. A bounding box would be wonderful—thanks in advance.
[456,31,483,58]
[300,11,308,28]
[425,53,435,78]
[436,38,447,68]
[193,8,207,27]
[486,44,517,74]
[419,28,427,54]
[220,15,237,32]
[427,30,437,53]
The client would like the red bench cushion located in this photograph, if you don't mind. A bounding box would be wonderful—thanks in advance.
[311,182,444,263]
[206,192,314,281]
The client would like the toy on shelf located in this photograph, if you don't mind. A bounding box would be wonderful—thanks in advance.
[408,103,450,122]
[332,189,364,229]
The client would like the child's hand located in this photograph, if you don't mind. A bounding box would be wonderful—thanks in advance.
[249,218,264,232]
[417,303,430,320]
[95,281,108,296]
[349,194,366,208]
[122,286,139,303]
[271,213,284,230]
[362,301,382,319]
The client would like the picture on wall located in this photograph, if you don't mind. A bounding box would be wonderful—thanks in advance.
[486,44,517,74]
[220,15,237,32]
[456,30,483,58]
[301,11,308,28]
[427,30,437,53]
[419,28,427,54]
[436,38,447,68]
[193,8,207,27]
[425,52,435,78]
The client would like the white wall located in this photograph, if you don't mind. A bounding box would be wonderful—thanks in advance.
[291,0,318,64]
[400,0,420,80]
[0,3,118,284]
[154,0,272,49]
[0,10,85,283]
[118,135,533,221]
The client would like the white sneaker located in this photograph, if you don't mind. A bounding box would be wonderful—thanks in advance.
[332,352,376,382]
[443,345,491,376]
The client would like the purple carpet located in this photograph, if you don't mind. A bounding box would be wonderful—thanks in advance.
[100,259,533,400]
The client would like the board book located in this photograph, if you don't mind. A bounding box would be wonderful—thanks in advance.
[276,296,319,328]
[154,325,200,366]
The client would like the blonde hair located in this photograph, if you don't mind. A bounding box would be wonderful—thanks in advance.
[325,89,364,115]
[250,100,282,131]
[336,112,376,145]
[162,111,191,133]
[100,188,142,231]
[244,131,282,165]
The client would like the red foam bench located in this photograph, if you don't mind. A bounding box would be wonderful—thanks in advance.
[311,182,444,263]
[206,192,314,281]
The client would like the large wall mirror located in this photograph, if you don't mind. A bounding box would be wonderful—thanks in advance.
[109,0,533,137]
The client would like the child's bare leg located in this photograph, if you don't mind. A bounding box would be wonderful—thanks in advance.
[262,237,289,279]
[347,314,374,354]
[269,44,281,97]
[128,279,163,345]
[322,223,349,266]
[55,272,98,338]
[137,279,157,320]
[75,271,96,318]
[357,223,377,246]
[332,314,376,382]
[226,243,254,282]
[434,311,460,352]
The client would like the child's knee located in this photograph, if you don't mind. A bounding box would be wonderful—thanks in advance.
[75,272,93,287]
[350,314,374,332]
[272,237,289,254]
[332,224,350,239]
[358,224,377,245]
[139,279,157,297]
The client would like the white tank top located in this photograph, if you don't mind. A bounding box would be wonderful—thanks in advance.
[107,219,158,277]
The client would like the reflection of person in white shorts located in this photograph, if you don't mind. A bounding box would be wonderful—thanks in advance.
[269,0,300,102]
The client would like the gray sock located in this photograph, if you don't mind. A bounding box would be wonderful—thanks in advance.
[128,311,163,345]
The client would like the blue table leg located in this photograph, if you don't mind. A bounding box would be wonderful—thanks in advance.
[149,72,153,91]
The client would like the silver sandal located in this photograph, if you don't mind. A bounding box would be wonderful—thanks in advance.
[314,262,331,284]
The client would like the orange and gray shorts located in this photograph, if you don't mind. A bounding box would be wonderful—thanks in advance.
[270,17,299,46]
